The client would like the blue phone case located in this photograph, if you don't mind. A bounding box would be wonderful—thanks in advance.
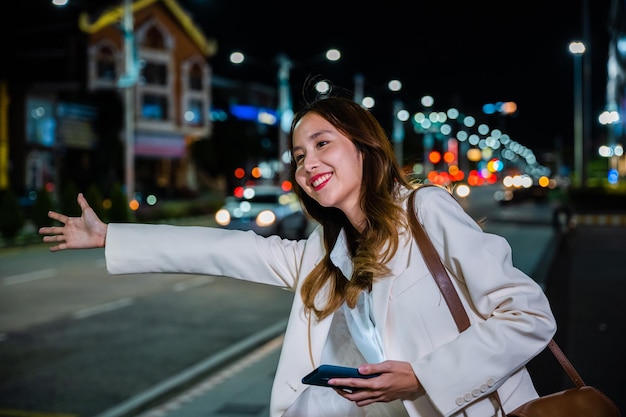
[302,364,379,388]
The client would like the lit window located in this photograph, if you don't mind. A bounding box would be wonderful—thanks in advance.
[142,94,168,120]
[96,47,116,80]
[185,99,204,125]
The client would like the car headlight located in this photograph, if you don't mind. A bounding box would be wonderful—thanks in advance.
[256,210,276,227]
[215,208,231,226]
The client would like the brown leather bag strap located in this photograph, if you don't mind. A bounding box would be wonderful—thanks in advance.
[407,187,586,387]
[407,189,470,332]
[546,339,585,387]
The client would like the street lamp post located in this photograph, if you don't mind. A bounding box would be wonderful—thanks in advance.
[115,0,140,203]
[420,95,435,174]
[392,100,408,165]
[353,73,365,105]
[569,41,586,187]
[69,0,137,204]
[276,54,294,184]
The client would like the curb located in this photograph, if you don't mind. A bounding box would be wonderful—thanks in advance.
[571,213,626,227]
[94,319,288,417]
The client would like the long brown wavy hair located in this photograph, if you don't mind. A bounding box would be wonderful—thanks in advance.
[288,94,415,320]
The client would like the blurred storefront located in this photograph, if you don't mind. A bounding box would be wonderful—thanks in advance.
[1,0,216,201]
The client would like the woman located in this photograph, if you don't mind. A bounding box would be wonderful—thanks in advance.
[40,94,556,417]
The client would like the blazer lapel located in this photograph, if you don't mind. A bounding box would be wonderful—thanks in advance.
[371,229,414,352]
[325,226,415,360]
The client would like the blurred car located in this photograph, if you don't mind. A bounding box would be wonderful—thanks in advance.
[494,185,549,205]
[214,184,309,239]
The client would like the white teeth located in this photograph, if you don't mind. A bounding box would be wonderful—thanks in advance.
[311,173,331,187]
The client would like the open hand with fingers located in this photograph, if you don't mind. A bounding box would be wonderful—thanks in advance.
[39,193,108,252]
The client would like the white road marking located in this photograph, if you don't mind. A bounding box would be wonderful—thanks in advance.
[73,297,134,319]
[135,335,284,417]
[173,276,215,292]
[3,268,57,285]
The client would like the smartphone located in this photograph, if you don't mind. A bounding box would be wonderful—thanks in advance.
[301,364,380,388]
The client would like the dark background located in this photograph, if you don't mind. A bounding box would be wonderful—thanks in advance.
[182,0,613,152]
[1,0,615,161]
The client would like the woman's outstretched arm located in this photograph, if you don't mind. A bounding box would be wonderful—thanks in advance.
[39,193,109,252]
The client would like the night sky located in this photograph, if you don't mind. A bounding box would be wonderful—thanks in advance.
[3,0,615,158]
[178,0,613,156]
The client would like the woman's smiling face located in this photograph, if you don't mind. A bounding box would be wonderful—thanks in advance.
[291,112,365,229]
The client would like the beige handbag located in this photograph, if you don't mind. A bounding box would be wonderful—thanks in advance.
[407,188,621,417]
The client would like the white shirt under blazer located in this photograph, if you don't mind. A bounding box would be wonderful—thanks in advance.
[104,185,556,417]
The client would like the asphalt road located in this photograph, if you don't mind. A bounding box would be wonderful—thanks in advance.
[532,224,626,413]
[0,248,294,416]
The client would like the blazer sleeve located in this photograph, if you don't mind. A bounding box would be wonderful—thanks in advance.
[104,223,311,291]
[409,186,557,415]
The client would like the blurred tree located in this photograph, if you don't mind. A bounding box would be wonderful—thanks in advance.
[31,187,56,229]
[91,91,124,190]
[107,183,131,222]
[61,181,80,217]
[85,184,104,221]
[0,188,25,239]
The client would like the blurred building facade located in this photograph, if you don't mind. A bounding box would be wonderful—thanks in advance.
[1,0,216,201]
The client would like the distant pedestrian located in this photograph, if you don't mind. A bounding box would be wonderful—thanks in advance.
[40,90,556,417]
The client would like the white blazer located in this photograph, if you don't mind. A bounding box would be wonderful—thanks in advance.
[104,185,556,417]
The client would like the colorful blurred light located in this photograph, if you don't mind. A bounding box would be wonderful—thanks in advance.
[281,181,292,192]
[129,199,139,211]
[428,151,442,164]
